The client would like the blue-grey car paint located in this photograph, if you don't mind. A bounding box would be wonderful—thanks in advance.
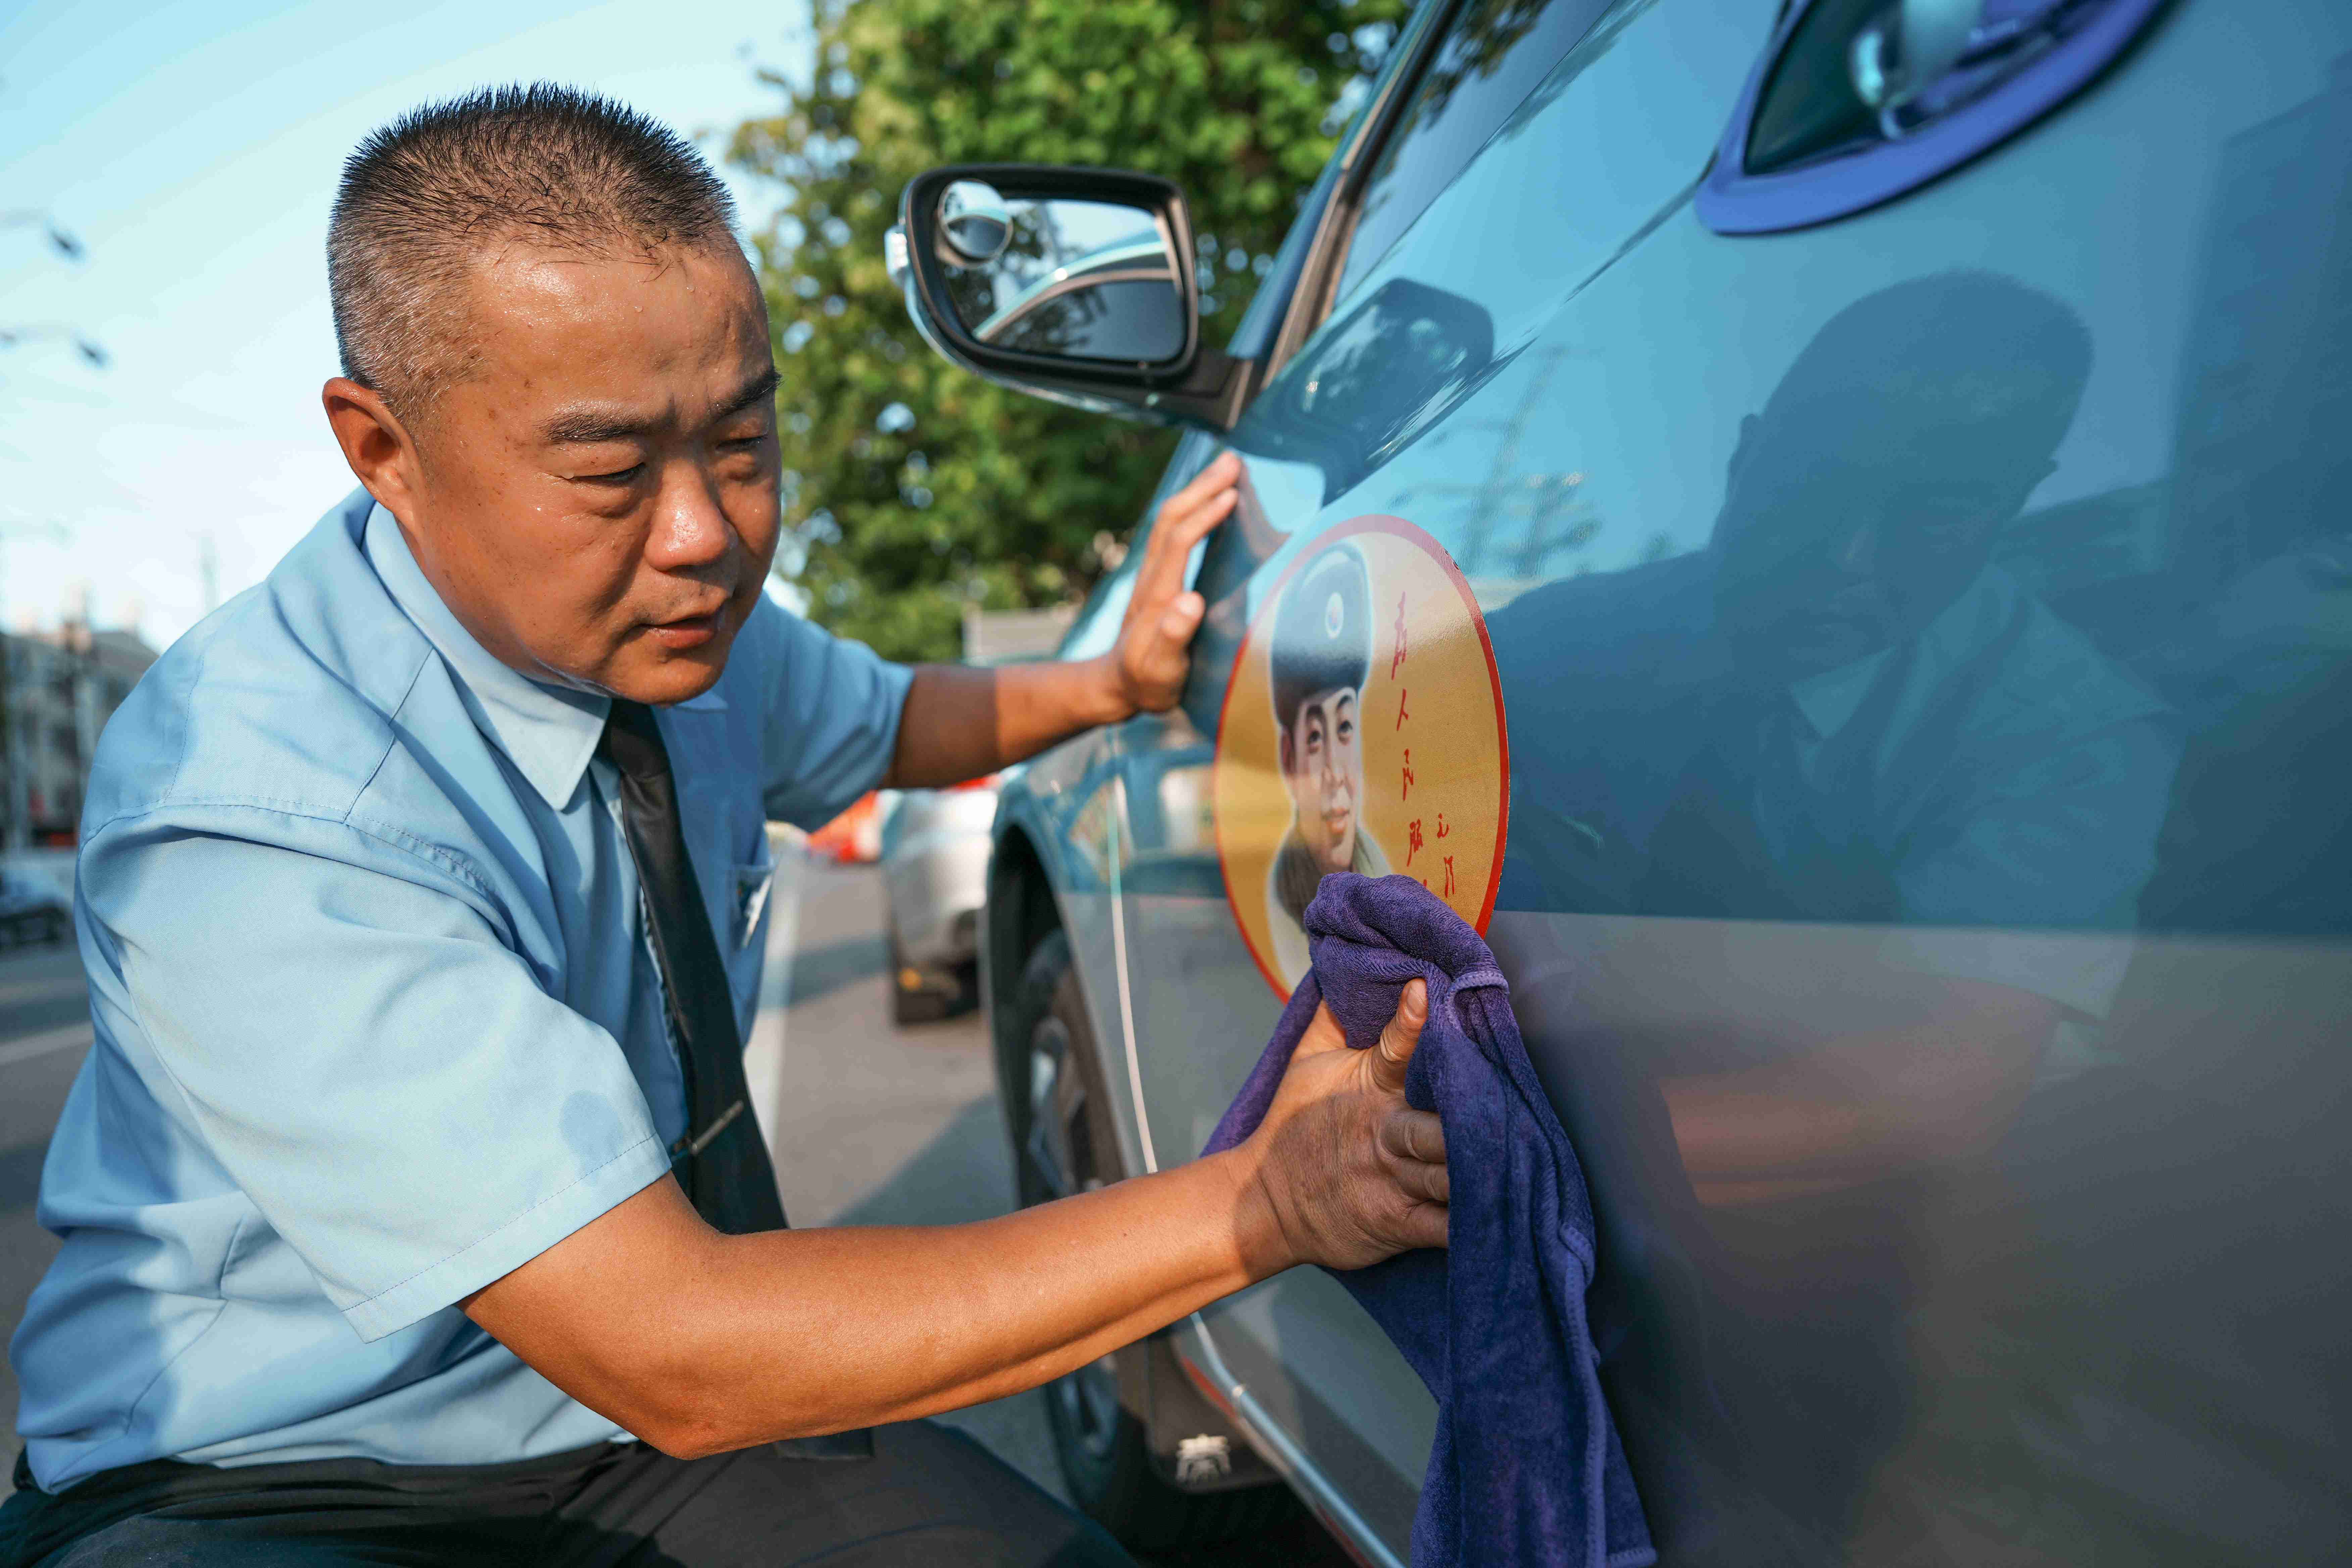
[978,1,2352,1561]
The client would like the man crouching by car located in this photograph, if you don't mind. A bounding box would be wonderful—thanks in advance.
[0,84,1446,1568]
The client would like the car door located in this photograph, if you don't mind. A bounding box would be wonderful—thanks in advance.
[1105,0,1780,1553]
[1120,0,2352,1562]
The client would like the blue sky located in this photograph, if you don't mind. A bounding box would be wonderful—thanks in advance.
[1,0,812,646]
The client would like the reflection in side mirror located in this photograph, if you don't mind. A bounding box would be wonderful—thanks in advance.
[935,195,1186,365]
[936,180,1012,265]
[893,163,1235,427]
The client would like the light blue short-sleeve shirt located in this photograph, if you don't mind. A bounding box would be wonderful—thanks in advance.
[8,492,912,1491]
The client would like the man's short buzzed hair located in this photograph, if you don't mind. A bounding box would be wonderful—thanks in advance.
[327,83,738,415]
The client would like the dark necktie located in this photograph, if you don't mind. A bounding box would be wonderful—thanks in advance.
[597,699,788,1236]
[597,700,874,1460]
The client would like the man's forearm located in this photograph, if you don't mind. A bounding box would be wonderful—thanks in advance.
[882,658,1130,789]
[470,1145,1287,1459]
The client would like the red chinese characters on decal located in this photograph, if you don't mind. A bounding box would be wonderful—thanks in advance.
[1406,817,1424,868]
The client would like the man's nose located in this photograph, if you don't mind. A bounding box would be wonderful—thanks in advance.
[647,467,736,572]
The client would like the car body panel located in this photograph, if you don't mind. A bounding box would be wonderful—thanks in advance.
[986,1,2352,1561]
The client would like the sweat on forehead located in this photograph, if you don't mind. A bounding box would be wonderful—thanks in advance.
[326,83,739,417]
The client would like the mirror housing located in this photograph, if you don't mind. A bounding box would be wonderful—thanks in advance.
[892,163,1254,431]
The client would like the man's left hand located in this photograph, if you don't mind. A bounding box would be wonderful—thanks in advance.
[1105,451,1240,716]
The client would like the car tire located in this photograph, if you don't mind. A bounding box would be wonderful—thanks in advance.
[46,911,67,944]
[1009,931,1299,1554]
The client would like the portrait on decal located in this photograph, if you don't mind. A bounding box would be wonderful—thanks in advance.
[1215,517,1510,994]
[1265,542,1393,978]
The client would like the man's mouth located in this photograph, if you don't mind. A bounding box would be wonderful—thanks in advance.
[646,604,730,650]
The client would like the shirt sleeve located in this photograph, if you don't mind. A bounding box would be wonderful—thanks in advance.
[749,593,916,829]
[83,814,674,1343]
[1894,715,2180,937]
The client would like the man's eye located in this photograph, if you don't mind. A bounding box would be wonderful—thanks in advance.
[1337,721,1354,743]
[583,463,646,485]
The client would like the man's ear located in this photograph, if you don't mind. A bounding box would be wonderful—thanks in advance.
[1277,725,1296,779]
[322,377,423,522]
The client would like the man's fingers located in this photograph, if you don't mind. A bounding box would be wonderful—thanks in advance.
[1379,1108,1446,1169]
[1156,590,1205,642]
[1369,978,1428,1094]
[1133,456,1238,603]
[1133,493,1232,608]
[1400,1202,1450,1251]
[1165,449,1241,518]
[1395,1159,1450,1207]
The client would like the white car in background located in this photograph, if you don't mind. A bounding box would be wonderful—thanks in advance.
[0,865,71,946]
[877,776,999,1023]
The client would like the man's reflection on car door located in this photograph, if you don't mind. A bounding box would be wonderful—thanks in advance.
[1487,272,2179,1548]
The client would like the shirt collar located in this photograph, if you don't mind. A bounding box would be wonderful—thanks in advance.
[364,504,609,810]
[1780,568,2016,740]
[1786,646,1892,740]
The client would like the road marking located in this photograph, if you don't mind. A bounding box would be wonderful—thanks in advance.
[0,1022,93,1069]
[0,972,85,1008]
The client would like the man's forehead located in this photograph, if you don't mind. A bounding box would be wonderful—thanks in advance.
[452,241,771,427]
[537,364,781,447]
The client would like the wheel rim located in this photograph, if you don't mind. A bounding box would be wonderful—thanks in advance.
[1025,1014,1100,1204]
[1025,1017,1076,1202]
[1026,1012,1121,1461]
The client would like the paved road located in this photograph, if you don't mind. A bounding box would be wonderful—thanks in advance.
[0,852,1346,1563]
[0,938,85,1503]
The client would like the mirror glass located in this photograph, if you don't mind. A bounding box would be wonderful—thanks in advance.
[934,195,1185,364]
[936,181,1011,264]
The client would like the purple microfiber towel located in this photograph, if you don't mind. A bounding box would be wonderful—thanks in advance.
[1203,872,1654,1568]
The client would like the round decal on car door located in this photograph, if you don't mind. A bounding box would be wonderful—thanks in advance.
[1213,516,1509,996]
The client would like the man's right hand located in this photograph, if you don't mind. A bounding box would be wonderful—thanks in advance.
[1238,979,1450,1273]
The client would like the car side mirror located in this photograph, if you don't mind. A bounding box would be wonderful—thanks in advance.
[888,164,1252,430]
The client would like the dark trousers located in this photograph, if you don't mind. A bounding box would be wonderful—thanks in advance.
[0,1422,1132,1567]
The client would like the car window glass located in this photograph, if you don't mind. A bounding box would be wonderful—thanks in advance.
[1330,0,1613,308]
[1235,0,1773,508]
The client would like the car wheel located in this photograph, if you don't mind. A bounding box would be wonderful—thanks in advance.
[886,916,953,1026]
[46,912,68,944]
[1010,931,1298,1554]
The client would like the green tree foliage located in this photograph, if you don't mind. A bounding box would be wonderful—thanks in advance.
[727,0,1408,662]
